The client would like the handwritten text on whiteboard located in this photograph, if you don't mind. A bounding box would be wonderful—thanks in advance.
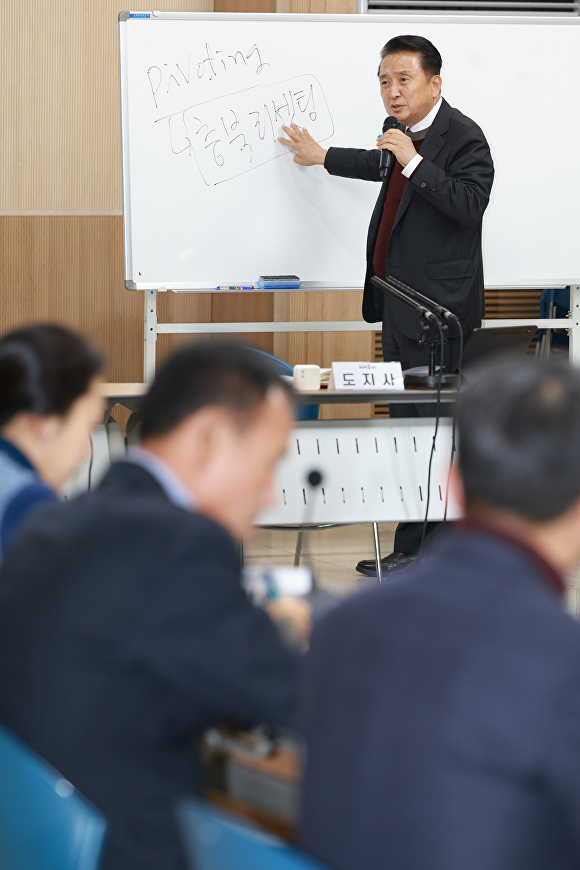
[155,75,334,186]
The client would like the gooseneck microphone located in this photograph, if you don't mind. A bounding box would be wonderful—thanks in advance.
[379,116,405,179]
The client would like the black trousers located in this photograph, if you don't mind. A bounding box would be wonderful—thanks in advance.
[382,316,469,555]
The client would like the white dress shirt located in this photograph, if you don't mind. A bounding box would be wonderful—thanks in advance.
[401,97,442,179]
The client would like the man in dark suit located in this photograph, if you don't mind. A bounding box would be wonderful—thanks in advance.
[279,35,495,573]
[300,359,580,870]
[0,342,307,870]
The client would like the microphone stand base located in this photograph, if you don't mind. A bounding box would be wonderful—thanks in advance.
[404,372,459,390]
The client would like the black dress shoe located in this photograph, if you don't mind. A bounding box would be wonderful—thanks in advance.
[355,551,417,577]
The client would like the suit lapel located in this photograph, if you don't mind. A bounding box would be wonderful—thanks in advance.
[391,99,452,233]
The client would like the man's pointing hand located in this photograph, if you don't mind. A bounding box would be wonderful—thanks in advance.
[278,123,327,166]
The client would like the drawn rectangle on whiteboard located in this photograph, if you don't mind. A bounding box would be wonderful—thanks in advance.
[157,76,334,187]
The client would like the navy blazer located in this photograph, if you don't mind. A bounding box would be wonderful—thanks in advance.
[300,526,580,870]
[325,99,494,338]
[0,436,55,561]
[0,461,300,870]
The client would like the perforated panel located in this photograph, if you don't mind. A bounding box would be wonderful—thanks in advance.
[257,418,462,525]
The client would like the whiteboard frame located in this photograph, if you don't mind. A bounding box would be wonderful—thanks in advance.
[123,11,580,22]
[119,11,580,292]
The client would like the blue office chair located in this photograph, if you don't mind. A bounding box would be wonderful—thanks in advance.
[251,349,319,421]
[178,797,331,870]
[537,287,570,358]
[0,722,107,870]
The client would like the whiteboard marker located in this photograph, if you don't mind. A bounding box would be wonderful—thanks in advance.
[216,285,255,290]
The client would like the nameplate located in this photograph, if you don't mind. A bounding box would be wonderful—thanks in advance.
[328,361,404,391]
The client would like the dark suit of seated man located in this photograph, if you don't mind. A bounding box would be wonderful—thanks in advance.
[300,359,580,870]
[0,342,307,870]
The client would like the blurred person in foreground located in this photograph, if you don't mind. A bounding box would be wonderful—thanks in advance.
[0,324,103,559]
[0,342,307,870]
[300,359,580,870]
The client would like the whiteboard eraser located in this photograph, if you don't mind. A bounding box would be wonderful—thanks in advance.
[259,275,301,289]
[293,364,321,391]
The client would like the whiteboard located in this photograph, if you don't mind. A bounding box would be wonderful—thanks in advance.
[119,12,580,291]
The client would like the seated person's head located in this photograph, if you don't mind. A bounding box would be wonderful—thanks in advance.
[0,325,103,490]
[456,360,580,571]
[139,342,294,540]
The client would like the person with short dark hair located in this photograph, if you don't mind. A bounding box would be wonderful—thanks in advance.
[279,34,494,574]
[0,324,103,559]
[0,341,304,870]
[300,360,580,870]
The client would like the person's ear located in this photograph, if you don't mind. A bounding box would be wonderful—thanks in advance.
[448,463,466,516]
[432,75,442,97]
[206,407,239,458]
[565,494,580,540]
[183,406,236,464]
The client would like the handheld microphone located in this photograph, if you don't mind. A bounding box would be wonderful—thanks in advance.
[379,116,405,179]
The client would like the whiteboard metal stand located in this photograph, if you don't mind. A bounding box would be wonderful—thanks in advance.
[142,286,578,383]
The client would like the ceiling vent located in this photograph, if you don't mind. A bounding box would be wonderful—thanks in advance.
[358,0,578,15]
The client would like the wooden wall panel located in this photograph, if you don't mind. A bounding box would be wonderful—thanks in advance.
[216,0,276,9]
[154,291,274,370]
[0,216,142,380]
[0,0,213,215]
[0,215,275,380]
[273,290,372,419]
[211,292,274,354]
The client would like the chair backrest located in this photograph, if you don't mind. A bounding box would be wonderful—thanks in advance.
[252,348,293,377]
[62,418,127,499]
[0,723,107,870]
[178,798,332,870]
[250,349,319,422]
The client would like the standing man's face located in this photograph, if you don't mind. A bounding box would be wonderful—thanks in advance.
[379,52,441,129]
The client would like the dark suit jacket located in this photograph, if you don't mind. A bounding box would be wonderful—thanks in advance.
[325,99,495,338]
[300,526,580,870]
[0,462,300,870]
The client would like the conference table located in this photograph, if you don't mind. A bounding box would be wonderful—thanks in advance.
[101,383,457,411]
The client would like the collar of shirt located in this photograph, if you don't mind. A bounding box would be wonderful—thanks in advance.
[0,436,36,473]
[126,447,196,512]
[408,97,442,134]
[456,518,565,598]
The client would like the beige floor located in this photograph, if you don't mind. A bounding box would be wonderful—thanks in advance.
[244,522,396,598]
[244,523,580,616]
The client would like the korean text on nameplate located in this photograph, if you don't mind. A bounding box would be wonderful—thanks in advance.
[328,362,404,391]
